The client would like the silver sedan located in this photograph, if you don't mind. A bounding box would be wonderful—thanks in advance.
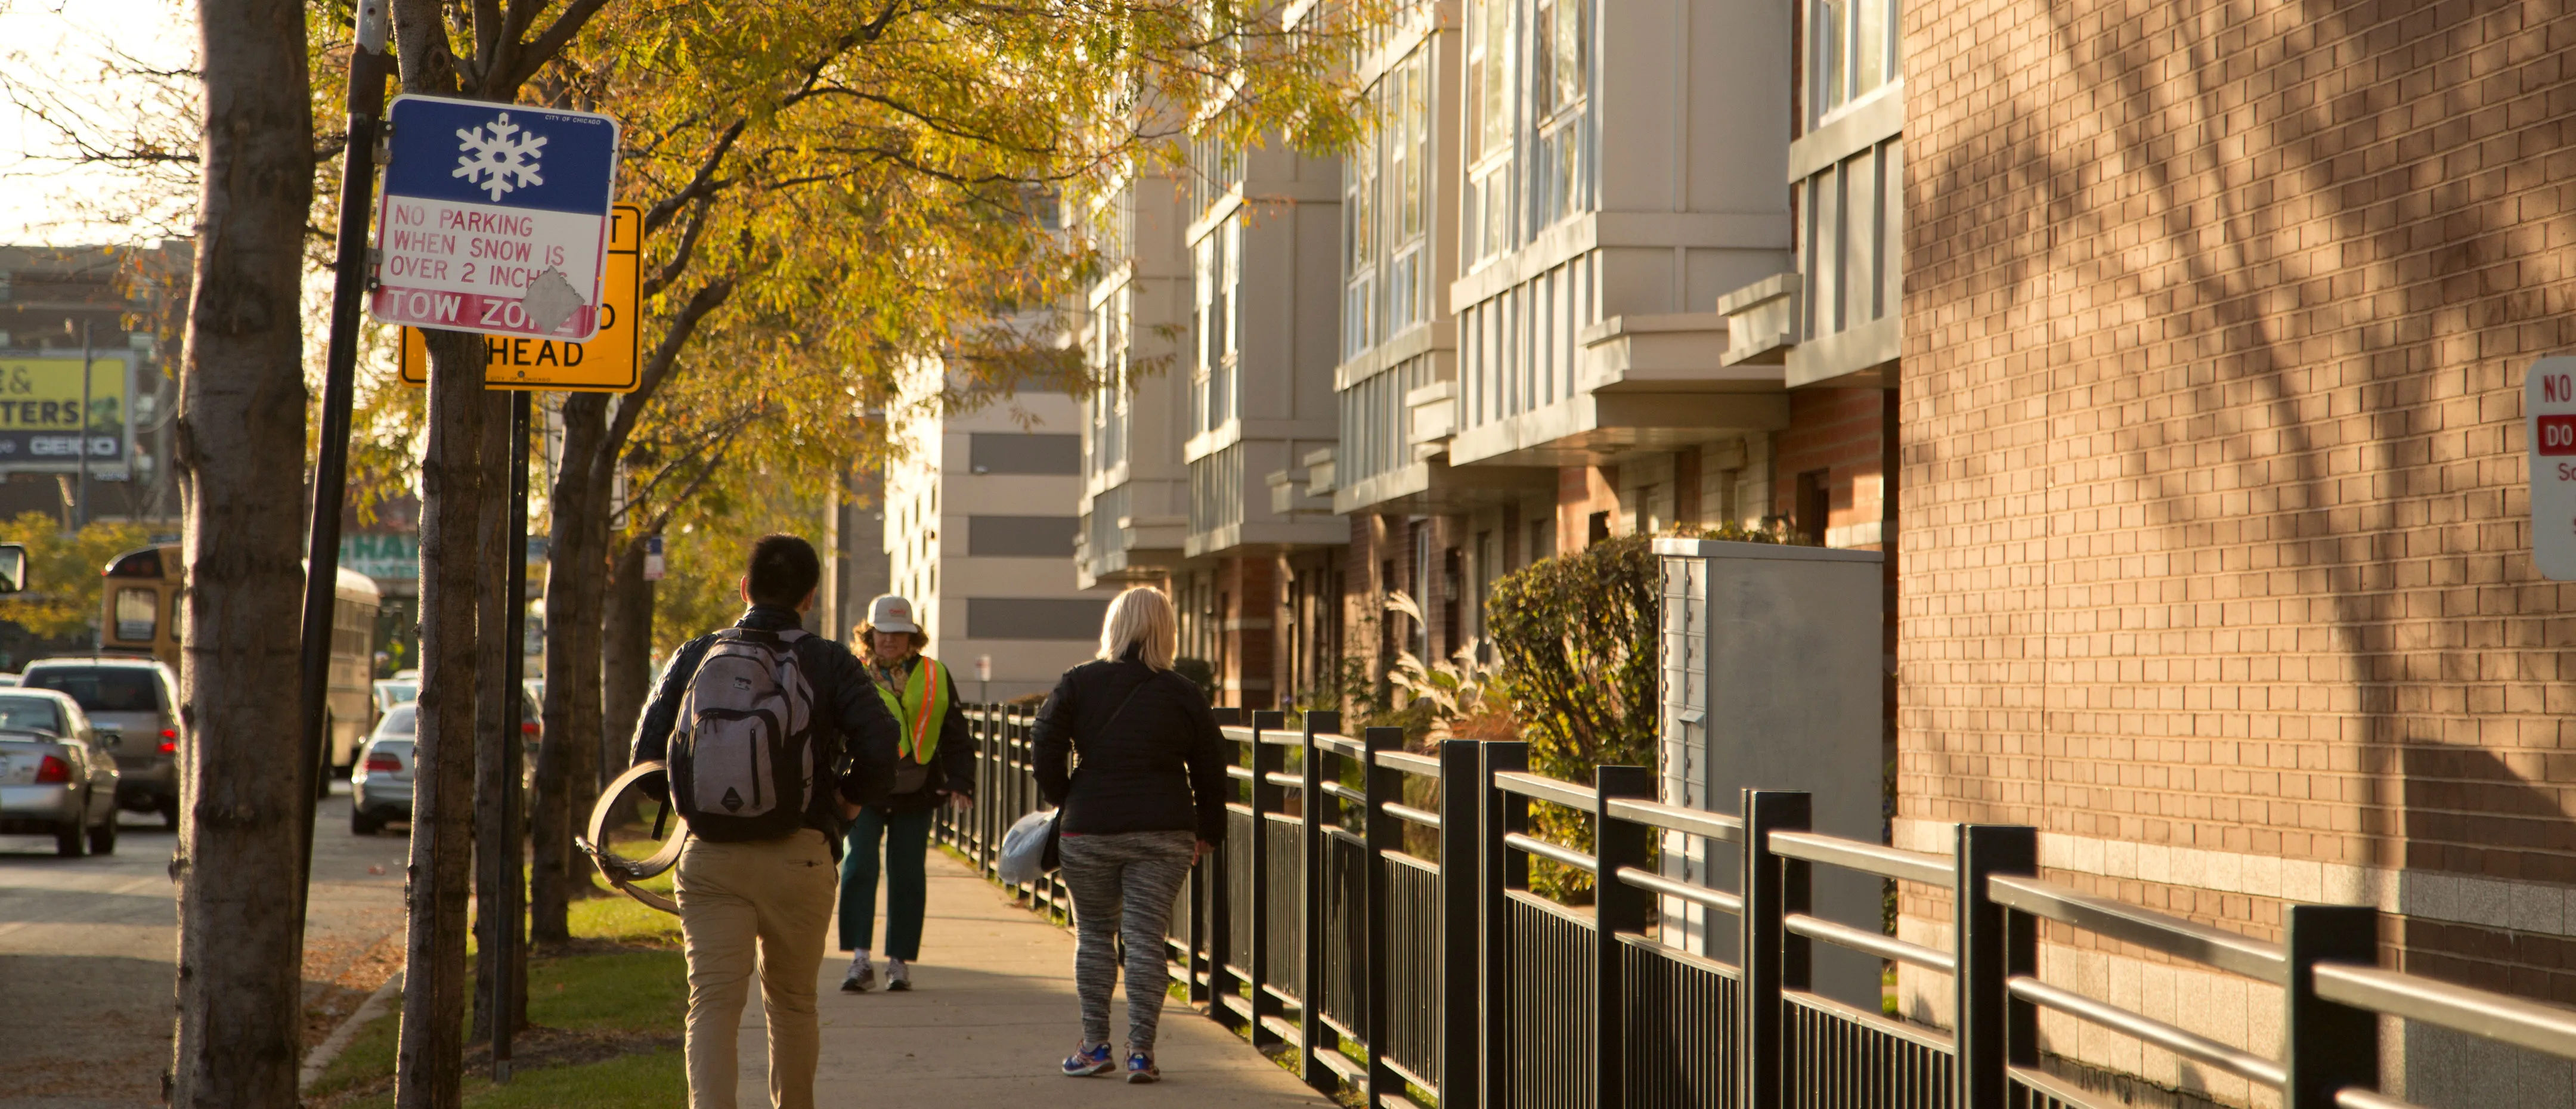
[0,690,120,856]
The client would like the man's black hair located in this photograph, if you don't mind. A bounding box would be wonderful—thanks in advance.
[745,534,822,608]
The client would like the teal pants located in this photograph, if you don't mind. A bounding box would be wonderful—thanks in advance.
[838,805,932,959]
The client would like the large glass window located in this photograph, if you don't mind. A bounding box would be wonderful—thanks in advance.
[1811,0,1898,124]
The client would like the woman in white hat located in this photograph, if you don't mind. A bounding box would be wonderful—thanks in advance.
[835,593,975,992]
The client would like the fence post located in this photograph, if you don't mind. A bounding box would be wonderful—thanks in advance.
[1437,739,1482,1109]
[1955,824,2037,1108]
[2284,904,2379,1109]
[1248,710,1286,1047]
[1363,726,1404,1109]
[1481,741,1531,1109]
[1593,766,1654,1109]
[1299,711,1343,1093]
[1203,707,1243,1024]
[1740,789,1810,1109]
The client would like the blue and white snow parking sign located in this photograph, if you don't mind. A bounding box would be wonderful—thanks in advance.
[369,94,619,342]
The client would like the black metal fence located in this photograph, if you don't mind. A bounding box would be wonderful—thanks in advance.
[934,707,2576,1109]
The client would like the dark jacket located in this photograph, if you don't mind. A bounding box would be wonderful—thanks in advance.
[631,605,903,837]
[1033,649,1227,843]
[866,654,977,813]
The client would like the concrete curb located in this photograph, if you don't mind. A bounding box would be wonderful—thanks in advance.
[299,967,404,1093]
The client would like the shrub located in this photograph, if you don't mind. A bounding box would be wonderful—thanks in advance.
[1484,523,1810,899]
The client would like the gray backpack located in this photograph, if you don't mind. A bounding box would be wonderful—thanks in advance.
[669,628,818,841]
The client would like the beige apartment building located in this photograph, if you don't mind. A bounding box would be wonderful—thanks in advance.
[881,364,1103,702]
[1897,2,2576,1104]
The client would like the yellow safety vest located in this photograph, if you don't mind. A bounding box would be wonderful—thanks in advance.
[874,657,948,763]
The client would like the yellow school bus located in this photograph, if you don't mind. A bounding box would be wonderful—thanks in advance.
[99,544,383,772]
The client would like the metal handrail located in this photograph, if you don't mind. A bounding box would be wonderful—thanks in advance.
[2008,975,2286,1089]
[1317,780,1366,805]
[1614,865,1744,915]
[1374,749,1440,776]
[1503,831,1597,873]
[1989,875,2286,983]
[1493,770,1599,810]
[1382,800,1442,829]
[1263,771,1304,789]
[1221,725,1258,744]
[1604,796,1744,843]
[2315,961,2576,1061]
[1784,912,1954,973]
[2334,1088,2421,1109]
[1767,831,1954,885]
[1225,764,1255,781]
[1312,733,1366,759]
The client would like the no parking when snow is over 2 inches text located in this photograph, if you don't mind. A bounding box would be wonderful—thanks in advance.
[367,94,620,342]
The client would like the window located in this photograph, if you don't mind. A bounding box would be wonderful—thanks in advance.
[26,667,164,714]
[0,696,65,735]
[113,586,156,643]
[1194,223,1238,432]
[965,598,1110,640]
[968,433,1081,475]
[1811,0,1898,125]
[967,516,1079,557]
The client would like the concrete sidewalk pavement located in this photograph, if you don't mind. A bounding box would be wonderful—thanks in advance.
[736,849,1332,1108]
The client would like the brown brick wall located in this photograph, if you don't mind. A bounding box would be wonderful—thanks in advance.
[1902,0,2576,979]
[1776,388,1888,547]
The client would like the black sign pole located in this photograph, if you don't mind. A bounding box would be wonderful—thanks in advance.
[296,1,392,881]
[496,389,531,1080]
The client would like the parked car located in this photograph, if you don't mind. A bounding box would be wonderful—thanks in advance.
[351,704,414,835]
[21,657,182,828]
[351,687,538,835]
[371,678,419,715]
[0,688,120,856]
[0,673,21,686]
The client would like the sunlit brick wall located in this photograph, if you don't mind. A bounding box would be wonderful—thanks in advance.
[1900,2,2576,1102]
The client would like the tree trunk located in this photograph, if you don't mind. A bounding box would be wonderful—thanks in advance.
[531,394,605,941]
[395,329,486,1109]
[599,532,655,788]
[470,391,511,1045]
[170,1,312,1104]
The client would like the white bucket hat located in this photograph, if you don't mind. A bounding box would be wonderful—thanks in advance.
[866,594,920,635]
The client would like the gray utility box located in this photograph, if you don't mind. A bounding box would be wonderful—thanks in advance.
[1652,537,1884,1011]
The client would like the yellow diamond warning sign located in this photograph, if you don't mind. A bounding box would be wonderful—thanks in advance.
[398,203,640,392]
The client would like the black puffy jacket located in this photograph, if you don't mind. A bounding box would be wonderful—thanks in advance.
[1032,648,1227,843]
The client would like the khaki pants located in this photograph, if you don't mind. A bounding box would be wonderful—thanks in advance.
[677,829,837,1109]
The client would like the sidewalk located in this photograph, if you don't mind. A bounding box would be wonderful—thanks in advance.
[737,848,1334,1108]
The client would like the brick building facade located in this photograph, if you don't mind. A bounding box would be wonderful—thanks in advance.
[1900,2,2576,1102]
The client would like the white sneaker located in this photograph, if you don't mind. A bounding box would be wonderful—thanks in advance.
[885,957,911,992]
[841,953,875,993]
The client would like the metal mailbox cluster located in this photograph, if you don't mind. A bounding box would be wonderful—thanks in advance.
[933,707,2576,1109]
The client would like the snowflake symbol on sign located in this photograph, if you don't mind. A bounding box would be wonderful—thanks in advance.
[452,111,547,202]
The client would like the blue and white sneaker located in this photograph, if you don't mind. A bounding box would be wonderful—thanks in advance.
[1061,1043,1114,1077]
[1124,1051,1159,1084]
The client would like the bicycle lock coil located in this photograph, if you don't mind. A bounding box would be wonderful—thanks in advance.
[577,759,686,915]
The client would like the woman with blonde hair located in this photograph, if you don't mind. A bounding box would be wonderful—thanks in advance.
[1031,586,1224,1084]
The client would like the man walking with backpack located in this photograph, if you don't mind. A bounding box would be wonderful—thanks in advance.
[632,534,902,1109]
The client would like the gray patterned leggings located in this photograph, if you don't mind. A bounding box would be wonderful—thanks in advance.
[1058,829,1197,1052]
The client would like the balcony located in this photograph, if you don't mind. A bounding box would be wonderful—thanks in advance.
[1448,308,1789,468]
[1720,83,1904,390]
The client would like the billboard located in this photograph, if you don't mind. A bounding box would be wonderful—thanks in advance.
[0,352,131,474]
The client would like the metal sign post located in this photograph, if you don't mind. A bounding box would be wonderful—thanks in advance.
[494,390,532,1080]
[297,0,391,884]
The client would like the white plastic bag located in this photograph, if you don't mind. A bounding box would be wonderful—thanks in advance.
[998,807,1058,887]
